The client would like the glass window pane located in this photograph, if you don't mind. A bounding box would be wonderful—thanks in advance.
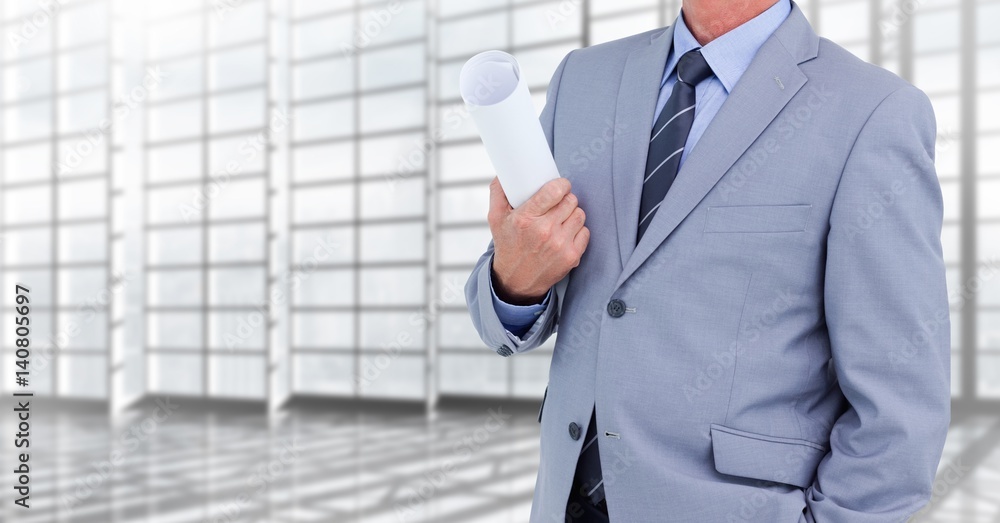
[57,267,107,307]
[5,58,52,102]
[209,44,266,91]
[4,100,52,141]
[208,178,266,220]
[148,270,203,306]
[148,228,202,266]
[148,100,202,142]
[208,223,266,262]
[293,15,352,60]
[439,227,490,266]
[359,267,424,305]
[292,227,354,265]
[360,88,425,134]
[3,143,51,184]
[359,223,424,262]
[360,132,424,177]
[59,223,107,263]
[208,0,265,47]
[360,177,425,219]
[293,57,353,100]
[149,353,203,394]
[359,44,425,90]
[3,184,51,224]
[209,355,265,398]
[293,142,354,182]
[59,355,107,398]
[513,1,581,47]
[4,228,53,265]
[293,269,354,306]
[292,185,355,223]
[293,353,354,395]
[209,312,266,351]
[293,312,354,349]
[57,310,107,351]
[147,16,203,60]
[209,268,266,306]
[210,90,266,133]
[58,178,107,220]
[294,100,354,141]
[148,143,202,183]
[147,312,202,349]
[58,136,109,178]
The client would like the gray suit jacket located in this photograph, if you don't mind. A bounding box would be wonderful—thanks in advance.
[465,3,950,521]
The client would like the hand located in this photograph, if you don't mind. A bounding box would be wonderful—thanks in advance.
[488,177,590,305]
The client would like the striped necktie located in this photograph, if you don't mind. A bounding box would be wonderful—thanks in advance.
[637,48,714,241]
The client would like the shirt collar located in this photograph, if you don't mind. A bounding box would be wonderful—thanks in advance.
[662,0,791,93]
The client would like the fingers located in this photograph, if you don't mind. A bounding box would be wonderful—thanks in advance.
[549,193,579,224]
[562,206,586,233]
[520,178,571,217]
[572,226,591,255]
[487,177,511,224]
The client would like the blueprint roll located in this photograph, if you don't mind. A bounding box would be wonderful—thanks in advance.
[460,51,561,208]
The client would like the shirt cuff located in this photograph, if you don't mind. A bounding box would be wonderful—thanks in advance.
[488,262,550,339]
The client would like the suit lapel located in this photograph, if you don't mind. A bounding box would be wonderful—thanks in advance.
[615,4,819,287]
[611,26,674,270]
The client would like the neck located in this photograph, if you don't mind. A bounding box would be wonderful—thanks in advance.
[681,0,781,45]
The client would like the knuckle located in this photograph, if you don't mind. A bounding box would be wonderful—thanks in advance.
[536,224,553,242]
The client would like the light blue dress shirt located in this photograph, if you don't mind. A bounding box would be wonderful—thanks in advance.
[492,0,791,337]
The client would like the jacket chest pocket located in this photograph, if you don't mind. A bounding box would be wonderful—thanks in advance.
[704,204,812,234]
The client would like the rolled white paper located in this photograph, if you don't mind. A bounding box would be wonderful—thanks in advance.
[459,50,561,208]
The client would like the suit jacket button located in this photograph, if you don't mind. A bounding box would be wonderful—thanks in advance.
[568,422,582,440]
[607,299,626,318]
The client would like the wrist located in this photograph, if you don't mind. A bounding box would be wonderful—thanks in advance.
[491,260,547,306]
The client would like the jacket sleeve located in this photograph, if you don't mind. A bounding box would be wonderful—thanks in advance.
[804,85,951,522]
[463,51,573,356]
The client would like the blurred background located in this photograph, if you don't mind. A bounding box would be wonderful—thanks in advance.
[0,0,997,521]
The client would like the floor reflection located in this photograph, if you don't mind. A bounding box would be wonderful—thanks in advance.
[1,399,997,522]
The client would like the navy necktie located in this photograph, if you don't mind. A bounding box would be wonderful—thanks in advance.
[571,50,716,511]
[637,49,714,241]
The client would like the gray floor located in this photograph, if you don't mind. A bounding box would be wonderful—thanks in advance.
[1,399,998,523]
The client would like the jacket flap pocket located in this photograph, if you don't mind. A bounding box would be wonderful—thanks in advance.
[710,424,827,489]
[704,204,812,233]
